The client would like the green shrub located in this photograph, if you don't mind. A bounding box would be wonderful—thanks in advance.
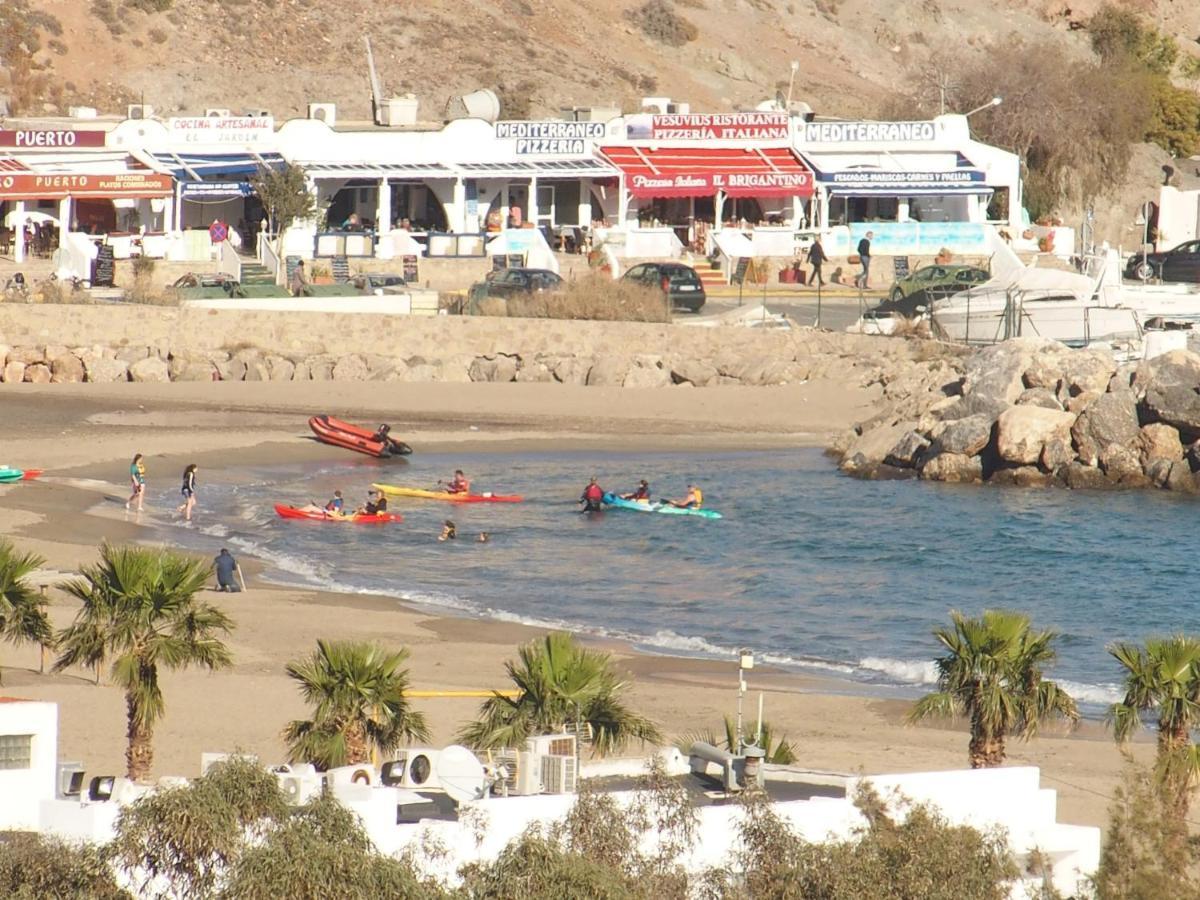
[0,833,129,900]
[625,0,699,46]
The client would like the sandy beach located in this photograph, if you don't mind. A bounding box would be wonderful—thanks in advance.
[0,379,1150,832]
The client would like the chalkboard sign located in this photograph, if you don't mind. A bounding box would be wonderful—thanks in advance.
[401,255,419,283]
[893,256,911,279]
[92,245,115,287]
[731,257,751,285]
[331,255,350,283]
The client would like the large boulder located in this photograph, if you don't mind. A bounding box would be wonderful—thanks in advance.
[23,363,51,384]
[1062,349,1117,397]
[84,357,129,383]
[50,354,85,384]
[8,346,45,366]
[919,452,983,483]
[623,359,672,389]
[671,359,718,387]
[468,354,518,383]
[931,413,993,457]
[1065,462,1114,490]
[1099,444,1142,480]
[884,430,930,469]
[586,356,631,387]
[332,354,370,382]
[964,339,1062,408]
[553,357,592,385]
[175,362,217,382]
[1016,387,1062,410]
[516,360,555,383]
[1138,422,1184,467]
[1040,438,1074,473]
[991,466,1051,487]
[129,356,170,383]
[217,357,247,382]
[995,405,1075,466]
[1137,349,1200,437]
[1070,390,1140,466]
[2,361,26,384]
[266,356,296,382]
[840,421,914,477]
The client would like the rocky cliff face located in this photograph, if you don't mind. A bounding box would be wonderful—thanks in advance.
[835,338,1200,494]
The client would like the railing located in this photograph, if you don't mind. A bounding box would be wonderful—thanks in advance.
[217,239,242,282]
[259,233,282,286]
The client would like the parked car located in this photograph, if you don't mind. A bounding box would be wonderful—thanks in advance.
[888,264,989,304]
[467,268,564,305]
[620,262,706,312]
[1124,240,1200,282]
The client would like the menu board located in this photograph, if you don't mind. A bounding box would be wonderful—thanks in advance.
[92,245,115,287]
[731,257,751,285]
[893,256,911,278]
[401,255,419,283]
[331,255,350,283]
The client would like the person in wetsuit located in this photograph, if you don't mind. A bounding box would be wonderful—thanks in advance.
[621,479,651,501]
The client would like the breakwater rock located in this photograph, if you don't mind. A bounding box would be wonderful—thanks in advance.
[835,337,1200,493]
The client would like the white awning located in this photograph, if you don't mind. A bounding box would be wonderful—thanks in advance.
[296,161,457,179]
[456,159,618,179]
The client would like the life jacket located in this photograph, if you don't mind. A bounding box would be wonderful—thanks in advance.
[692,487,703,506]
[585,483,603,501]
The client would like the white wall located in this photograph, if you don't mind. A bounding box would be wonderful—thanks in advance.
[0,700,58,831]
[1156,185,1200,249]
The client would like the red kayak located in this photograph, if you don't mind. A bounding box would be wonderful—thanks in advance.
[274,503,403,524]
[308,415,413,459]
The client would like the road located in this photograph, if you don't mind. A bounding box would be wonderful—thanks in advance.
[697,289,888,332]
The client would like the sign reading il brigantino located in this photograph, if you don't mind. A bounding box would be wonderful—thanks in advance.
[168,117,275,145]
[0,129,106,148]
[626,112,789,141]
[495,121,605,155]
[628,169,811,197]
[804,121,938,143]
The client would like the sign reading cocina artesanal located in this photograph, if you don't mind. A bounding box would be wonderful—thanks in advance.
[0,129,106,148]
[495,121,605,155]
[168,117,275,144]
[643,112,790,141]
[803,121,938,143]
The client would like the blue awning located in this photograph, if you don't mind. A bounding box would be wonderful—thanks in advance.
[151,151,284,181]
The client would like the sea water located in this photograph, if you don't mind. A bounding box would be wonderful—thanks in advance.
[143,448,1199,715]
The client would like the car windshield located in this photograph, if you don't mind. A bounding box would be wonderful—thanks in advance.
[664,267,700,284]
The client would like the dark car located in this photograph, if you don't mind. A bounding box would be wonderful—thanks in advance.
[468,267,564,305]
[1125,240,1200,282]
[620,262,706,312]
[888,265,989,304]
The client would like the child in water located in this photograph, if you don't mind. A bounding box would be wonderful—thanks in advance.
[439,520,457,541]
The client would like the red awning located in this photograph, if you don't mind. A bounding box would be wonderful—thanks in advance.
[599,145,813,198]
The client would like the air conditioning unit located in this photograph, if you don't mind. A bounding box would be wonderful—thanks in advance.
[205,108,232,118]
[243,108,271,118]
[57,762,86,799]
[87,775,145,804]
[525,733,576,759]
[272,764,322,805]
[539,754,578,794]
[127,104,154,120]
[68,106,98,119]
[308,103,337,126]
[324,764,376,789]
[157,776,190,790]
[380,749,439,789]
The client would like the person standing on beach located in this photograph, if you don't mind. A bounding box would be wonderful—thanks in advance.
[177,463,198,521]
[213,548,244,592]
[126,453,146,511]
[807,237,827,287]
[855,231,873,288]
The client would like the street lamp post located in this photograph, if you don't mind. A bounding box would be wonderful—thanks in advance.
[964,96,1003,119]
[735,649,754,754]
[785,61,800,108]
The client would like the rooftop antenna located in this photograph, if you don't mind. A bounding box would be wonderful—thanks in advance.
[364,36,384,126]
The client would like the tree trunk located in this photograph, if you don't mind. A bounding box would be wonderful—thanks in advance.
[344,721,369,766]
[1157,726,1193,823]
[125,692,155,782]
[968,731,1006,769]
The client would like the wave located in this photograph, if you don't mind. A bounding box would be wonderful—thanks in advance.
[1056,679,1122,708]
[859,656,939,685]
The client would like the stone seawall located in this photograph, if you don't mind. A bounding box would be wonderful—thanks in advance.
[0,304,936,389]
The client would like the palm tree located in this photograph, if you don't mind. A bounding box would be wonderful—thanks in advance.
[674,716,797,765]
[283,640,429,769]
[908,609,1078,768]
[457,632,661,757]
[54,543,234,781]
[0,539,52,685]
[1108,636,1200,820]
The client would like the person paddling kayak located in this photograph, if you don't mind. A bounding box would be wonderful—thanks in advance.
[356,490,388,515]
[665,484,703,510]
[441,469,470,494]
[621,479,651,501]
[300,490,344,516]
[579,477,604,512]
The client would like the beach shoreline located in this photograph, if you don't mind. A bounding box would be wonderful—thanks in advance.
[0,381,1149,832]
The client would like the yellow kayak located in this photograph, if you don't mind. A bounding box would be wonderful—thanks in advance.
[371,483,524,503]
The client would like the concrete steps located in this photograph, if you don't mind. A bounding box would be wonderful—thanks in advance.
[239,262,276,286]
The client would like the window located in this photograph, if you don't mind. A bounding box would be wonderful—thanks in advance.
[0,734,33,770]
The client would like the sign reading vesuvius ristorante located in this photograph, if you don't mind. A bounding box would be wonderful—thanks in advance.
[625,112,790,141]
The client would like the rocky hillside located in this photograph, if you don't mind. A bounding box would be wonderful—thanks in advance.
[14,0,1198,124]
[836,338,1200,494]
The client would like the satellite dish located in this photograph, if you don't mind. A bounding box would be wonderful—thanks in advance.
[436,745,486,803]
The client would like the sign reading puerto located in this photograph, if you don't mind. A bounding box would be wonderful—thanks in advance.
[627,112,790,141]
[0,129,106,148]
[495,121,604,155]
[628,170,811,197]
[0,172,173,198]
[168,117,274,145]
[804,121,938,143]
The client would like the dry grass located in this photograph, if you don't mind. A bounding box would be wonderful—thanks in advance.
[489,275,671,323]
[625,0,699,46]
[125,274,180,306]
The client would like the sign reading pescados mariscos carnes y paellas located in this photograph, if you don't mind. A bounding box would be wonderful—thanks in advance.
[495,121,605,155]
